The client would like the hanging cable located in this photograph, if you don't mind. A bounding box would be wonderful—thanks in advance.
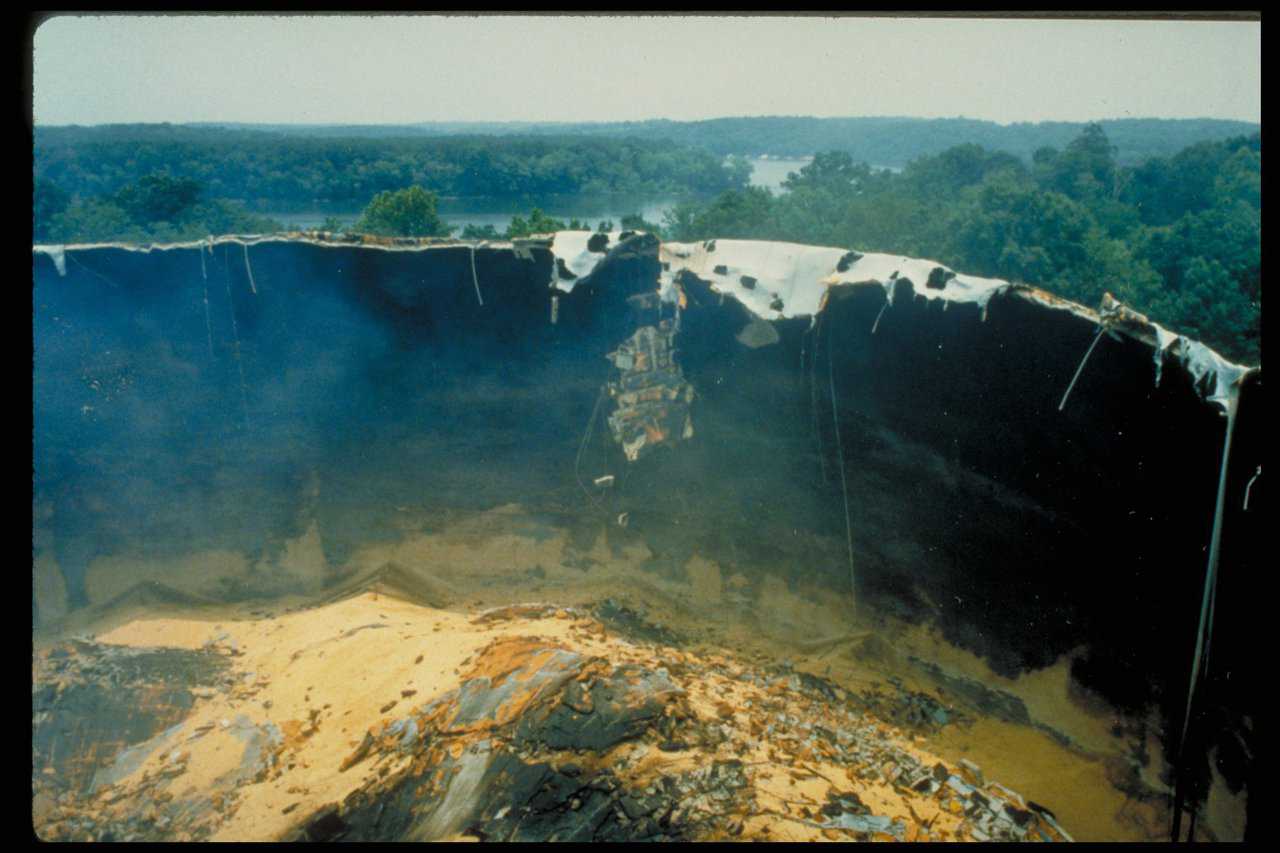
[1058,325,1106,412]
[67,252,120,289]
[1170,389,1240,842]
[827,315,857,614]
[242,243,258,295]
[469,244,485,306]
[870,299,890,335]
[1243,466,1260,511]
[574,386,607,510]
[199,245,214,361]
[223,247,251,431]
[810,313,830,485]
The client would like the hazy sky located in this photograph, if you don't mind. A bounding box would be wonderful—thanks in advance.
[32,14,1261,126]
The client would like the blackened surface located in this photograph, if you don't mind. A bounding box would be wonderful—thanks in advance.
[591,598,686,648]
[32,642,229,794]
[517,663,678,751]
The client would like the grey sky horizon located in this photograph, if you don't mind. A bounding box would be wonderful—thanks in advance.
[33,15,1261,127]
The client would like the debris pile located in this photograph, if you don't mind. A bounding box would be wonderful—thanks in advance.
[31,593,1074,842]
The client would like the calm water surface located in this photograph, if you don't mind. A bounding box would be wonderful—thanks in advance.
[262,157,829,232]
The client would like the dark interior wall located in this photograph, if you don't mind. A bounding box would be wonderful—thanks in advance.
[32,235,1261,804]
[664,268,1262,807]
[33,238,655,609]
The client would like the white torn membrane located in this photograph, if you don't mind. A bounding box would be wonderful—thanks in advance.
[653,237,1253,413]
[1161,336,1251,412]
[33,245,67,276]
[1097,293,1253,413]
[547,231,626,292]
[34,232,1254,414]
[656,239,1012,321]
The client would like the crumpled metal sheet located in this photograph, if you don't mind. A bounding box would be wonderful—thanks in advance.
[604,319,695,462]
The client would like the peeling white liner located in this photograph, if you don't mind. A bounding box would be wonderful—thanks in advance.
[34,233,530,258]
[655,237,1252,413]
[33,245,66,276]
[1159,335,1252,411]
[546,230,626,292]
[657,239,1012,320]
[34,233,1254,413]
[1097,294,1253,413]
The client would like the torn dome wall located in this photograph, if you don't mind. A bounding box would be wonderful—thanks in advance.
[34,235,650,612]
[32,231,1262,825]
[653,241,1262,825]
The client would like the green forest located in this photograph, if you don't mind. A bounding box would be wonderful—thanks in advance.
[33,124,747,208]
[656,125,1261,364]
[191,116,1258,166]
[32,122,1260,364]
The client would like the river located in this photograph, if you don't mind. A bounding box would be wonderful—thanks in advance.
[260,156,854,233]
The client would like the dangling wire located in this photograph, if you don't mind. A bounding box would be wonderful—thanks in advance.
[827,314,857,614]
[1058,326,1106,412]
[1170,389,1240,841]
[242,242,258,295]
[469,244,485,306]
[1243,466,1260,511]
[810,313,829,485]
[223,246,251,431]
[870,299,890,335]
[67,252,120,289]
[199,245,214,361]
[574,386,608,510]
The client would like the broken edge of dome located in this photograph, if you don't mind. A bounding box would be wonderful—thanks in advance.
[32,230,547,261]
[654,237,1255,413]
[33,231,1256,412]
[547,230,631,292]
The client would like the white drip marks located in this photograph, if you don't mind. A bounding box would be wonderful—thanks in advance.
[469,244,484,306]
[200,244,214,360]
[223,246,251,431]
[242,243,258,295]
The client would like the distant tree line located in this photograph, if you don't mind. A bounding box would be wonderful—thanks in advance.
[186,116,1260,167]
[33,172,283,244]
[654,125,1261,364]
[328,188,650,241]
[32,122,1259,363]
[33,125,747,208]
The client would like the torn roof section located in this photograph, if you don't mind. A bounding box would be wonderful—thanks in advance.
[35,229,1256,414]
[32,232,551,265]
[643,234,1255,415]
[655,239,1012,318]
[546,231,627,289]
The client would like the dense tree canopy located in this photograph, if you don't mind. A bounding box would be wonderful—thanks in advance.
[185,116,1258,166]
[33,125,747,207]
[352,186,452,237]
[32,121,1260,363]
[34,171,281,244]
[658,125,1260,364]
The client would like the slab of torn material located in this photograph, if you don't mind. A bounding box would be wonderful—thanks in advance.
[1098,293,1253,412]
[34,231,1254,415]
[605,319,696,462]
[547,230,626,291]
[657,239,1012,320]
[654,236,1254,413]
[33,244,66,276]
